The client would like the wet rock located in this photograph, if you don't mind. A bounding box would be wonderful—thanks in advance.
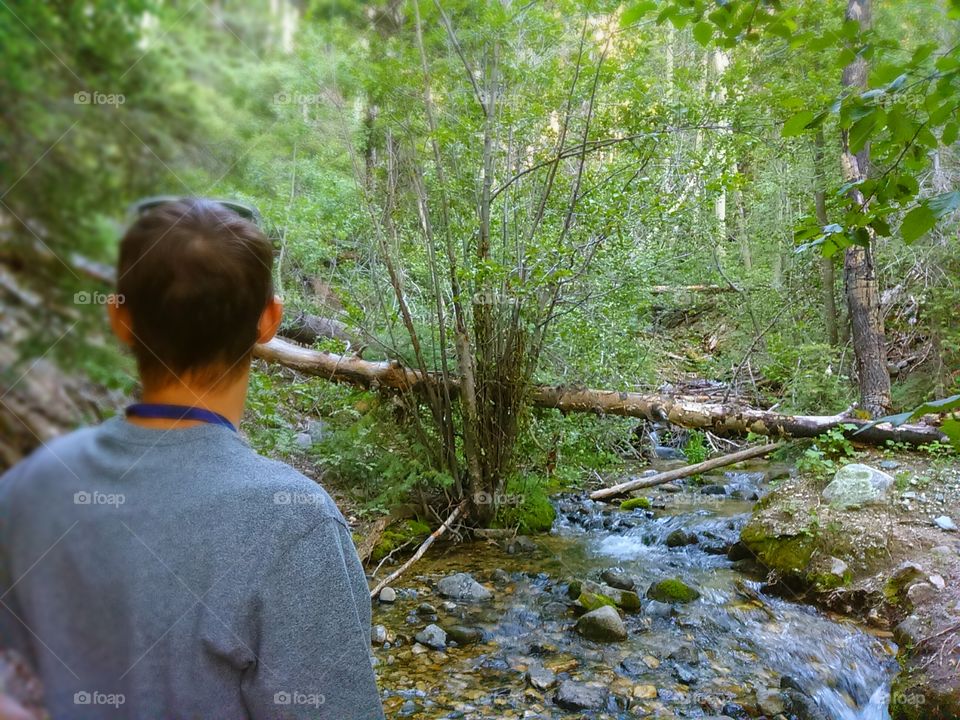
[672,663,697,685]
[646,578,701,603]
[371,624,388,645]
[570,579,641,612]
[727,541,753,561]
[440,600,457,612]
[506,535,537,554]
[490,568,511,585]
[660,482,682,492]
[436,572,492,601]
[378,586,397,603]
[414,623,447,650]
[525,664,557,691]
[667,643,700,665]
[620,496,651,511]
[821,463,894,509]
[574,605,628,642]
[755,687,786,715]
[600,568,636,591]
[542,601,569,619]
[783,688,829,720]
[933,515,958,532]
[643,599,674,618]
[416,602,437,615]
[554,680,608,710]
[632,684,657,699]
[665,529,698,547]
[444,625,482,646]
[721,701,750,719]
[410,643,429,655]
[701,484,728,496]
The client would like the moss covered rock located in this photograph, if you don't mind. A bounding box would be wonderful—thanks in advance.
[620,496,651,511]
[646,578,701,603]
[371,519,431,562]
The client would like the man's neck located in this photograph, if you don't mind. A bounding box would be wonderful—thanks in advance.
[128,371,249,430]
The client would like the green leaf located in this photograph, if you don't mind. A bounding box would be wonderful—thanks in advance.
[943,122,958,146]
[621,1,657,27]
[901,204,937,243]
[910,43,937,66]
[927,190,960,217]
[782,110,814,137]
[692,20,713,46]
[849,109,885,153]
[943,418,960,452]
[887,105,913,143]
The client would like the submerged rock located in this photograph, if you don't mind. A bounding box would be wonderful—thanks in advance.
[821,463,894,509]
[436,572,492,601]
[574,605,627,642]
[444,625,482,646]
[646,578,701,604]
[569,579,641,612]
[554,680,608,710]
[414,624,447,650]
[665,529,698,547]
[600,568,636,591]
[525,664,557,691]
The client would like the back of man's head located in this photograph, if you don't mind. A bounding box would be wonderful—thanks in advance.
[116,198,274,389]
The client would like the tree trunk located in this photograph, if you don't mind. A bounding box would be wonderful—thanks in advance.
[840,0,891,418]
[813,130,838,346]
[253,338,947,446]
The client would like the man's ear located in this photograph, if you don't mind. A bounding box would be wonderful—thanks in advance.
[107,297,135,347]
[257,295,283,344]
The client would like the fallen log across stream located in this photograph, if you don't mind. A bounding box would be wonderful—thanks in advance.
[590,442,781,501]
[253,337,948,446]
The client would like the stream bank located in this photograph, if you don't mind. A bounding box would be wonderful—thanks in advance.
[370,462,902,719]
[737,454,960,720]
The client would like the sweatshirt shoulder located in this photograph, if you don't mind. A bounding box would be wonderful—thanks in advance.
[231,453,348,528]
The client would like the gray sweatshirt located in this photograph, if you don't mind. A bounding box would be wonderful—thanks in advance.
[0,416,385,720]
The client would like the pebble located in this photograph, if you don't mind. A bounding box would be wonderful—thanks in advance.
[934,516,958,532]
[372,624,388,645]
[929,574,946,590]
[379,587,397,603]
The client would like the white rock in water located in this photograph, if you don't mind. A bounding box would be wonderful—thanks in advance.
[933,516,958,532]
[378,586,397,603]
[822,464,894,509]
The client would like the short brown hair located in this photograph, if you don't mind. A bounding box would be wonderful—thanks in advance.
[117,198,274,387]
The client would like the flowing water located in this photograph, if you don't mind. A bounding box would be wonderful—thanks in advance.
[372,467,898,719]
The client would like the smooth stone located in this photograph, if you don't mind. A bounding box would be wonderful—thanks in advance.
[414,623,447,650]
[878,459,901,470]
[756,687,786,715]
[929,574,946,590]
[600,568,636,591]
[643,599,675,618]
[665,529,698,547]
[554,680,608,710]
[574,605,628,642]
[379,587,397,603]
[821,464,894,508]
[906,582,936,605]
[444,625,482,646]
[371,624,388,645]
[933,515,958,531]
[436,572,493,601]
[416,602,437,615]
[646,578,701,603]
[525,665,557,691]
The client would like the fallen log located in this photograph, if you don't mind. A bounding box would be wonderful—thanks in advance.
[253,338,948,446]
[369,503,465,600]
[281,311,361,347]
[648,284,734,294]
[590,442,781,501]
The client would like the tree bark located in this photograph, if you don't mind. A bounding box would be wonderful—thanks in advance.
[253,338,947,446]
[841,0,891,418]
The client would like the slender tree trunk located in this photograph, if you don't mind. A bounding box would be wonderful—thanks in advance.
[813,131,838,345]
[840,0,891,417]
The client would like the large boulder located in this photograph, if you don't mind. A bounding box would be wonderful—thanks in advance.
[821,464,894,509]
[436,572,492,601]
[570,578,641,612]
[574,605,628,642]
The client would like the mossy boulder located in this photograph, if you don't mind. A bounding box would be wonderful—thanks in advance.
[494,481,556,533]
[646,578,701,604]
[889,665,960,720]
[371,519,432,562]
[620,496,651,511]
[740,519,815,578]
[568,579,641,612]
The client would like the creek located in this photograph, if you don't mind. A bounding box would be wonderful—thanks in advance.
[372,465,899,719]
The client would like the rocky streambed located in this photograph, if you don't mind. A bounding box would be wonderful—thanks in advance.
[370,463,917,719]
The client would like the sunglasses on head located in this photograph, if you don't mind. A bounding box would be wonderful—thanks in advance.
[129,196,264,228]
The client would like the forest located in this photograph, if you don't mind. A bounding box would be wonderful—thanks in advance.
[1,0,959,719]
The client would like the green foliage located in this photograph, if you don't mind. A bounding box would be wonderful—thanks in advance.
[620,496,652,511]
[796,424,857,477]
[683,430,708,465]
[494,475,557,534]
